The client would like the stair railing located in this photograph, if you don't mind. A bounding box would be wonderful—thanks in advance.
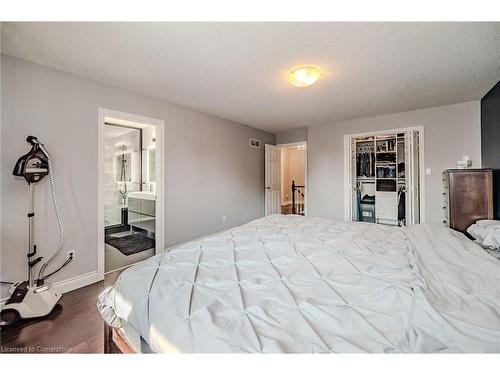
[291,180,305,215]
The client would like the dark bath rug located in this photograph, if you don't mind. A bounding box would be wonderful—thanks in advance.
[105,232,155,256]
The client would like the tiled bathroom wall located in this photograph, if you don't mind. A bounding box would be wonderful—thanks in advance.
[103,126,141,226]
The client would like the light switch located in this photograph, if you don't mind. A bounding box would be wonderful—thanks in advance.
[425,168,431,175]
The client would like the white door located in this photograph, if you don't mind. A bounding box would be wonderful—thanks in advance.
[265,144,281,215]
[405,130,421,225]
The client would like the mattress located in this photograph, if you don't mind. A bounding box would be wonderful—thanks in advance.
[98,214,500,353]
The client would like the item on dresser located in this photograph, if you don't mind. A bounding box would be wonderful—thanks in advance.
[456,155,472,169]
[442,169,496,234]
[467,220,500,250]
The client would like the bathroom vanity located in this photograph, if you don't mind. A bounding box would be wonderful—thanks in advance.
[127,191,156,237]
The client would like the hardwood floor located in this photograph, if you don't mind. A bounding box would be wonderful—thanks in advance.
[0,271,121,354]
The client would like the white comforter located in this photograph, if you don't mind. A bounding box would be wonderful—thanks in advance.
[98,215,500,353]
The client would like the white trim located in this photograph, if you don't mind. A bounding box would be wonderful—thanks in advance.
[1,271,98,307]
[54,271,98,294]
[343,126,426,224]
[97,108,166,281]
[344,135,352,222]
[418,129,426,224]
[277,141,306,147]
[277,141,308,216]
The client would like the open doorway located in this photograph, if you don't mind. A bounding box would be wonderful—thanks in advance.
[265,142,307,216]
[97,109,165,279]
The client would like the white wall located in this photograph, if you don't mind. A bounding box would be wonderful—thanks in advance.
[1,55,275,297]
[308,101,481,225]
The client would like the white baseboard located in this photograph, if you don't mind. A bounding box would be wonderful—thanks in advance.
[54,271,99,294]
[0,271,98,307]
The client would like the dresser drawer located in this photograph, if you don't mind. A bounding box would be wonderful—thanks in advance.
[375,191,398,221]
[442,174,449,189]
[444,169,494,233]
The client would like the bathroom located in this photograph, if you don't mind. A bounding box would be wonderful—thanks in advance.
[103,121,157,273]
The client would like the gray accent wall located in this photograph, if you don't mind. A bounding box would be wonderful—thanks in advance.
[276,128,308,145]
[308,101,481,226]
[1,55,275,297]
[481,81,500,168]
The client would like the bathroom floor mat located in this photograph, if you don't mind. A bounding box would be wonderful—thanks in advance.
[105,232,155,256]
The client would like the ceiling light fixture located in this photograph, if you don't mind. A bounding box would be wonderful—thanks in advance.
[288,66,323,88]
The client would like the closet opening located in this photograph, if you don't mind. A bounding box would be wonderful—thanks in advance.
[344,127,424,226]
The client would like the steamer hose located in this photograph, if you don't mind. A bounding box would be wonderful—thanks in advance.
[38,154,66,281]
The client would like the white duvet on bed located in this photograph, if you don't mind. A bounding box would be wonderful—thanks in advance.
[98,215,500,353]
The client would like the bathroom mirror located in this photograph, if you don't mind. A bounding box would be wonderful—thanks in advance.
[115,152,132,182]
[148,148,156,182]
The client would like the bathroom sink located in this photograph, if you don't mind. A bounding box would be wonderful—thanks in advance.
[128,191,156,201]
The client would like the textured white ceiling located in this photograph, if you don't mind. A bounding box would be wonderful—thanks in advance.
[2,22,500,133]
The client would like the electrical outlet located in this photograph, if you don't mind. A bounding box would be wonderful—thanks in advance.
[67,250,75,259]
[222,215,227,223]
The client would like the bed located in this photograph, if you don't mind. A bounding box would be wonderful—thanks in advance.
[98,214,500,353]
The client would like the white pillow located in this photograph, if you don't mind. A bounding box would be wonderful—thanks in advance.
[467,220,500,249]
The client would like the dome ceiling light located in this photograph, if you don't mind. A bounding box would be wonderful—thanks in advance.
[287,66,323,88]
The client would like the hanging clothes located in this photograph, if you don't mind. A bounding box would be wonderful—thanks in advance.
[398,188,406,222]
[357,151,374,177]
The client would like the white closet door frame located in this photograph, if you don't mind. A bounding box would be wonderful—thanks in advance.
[343,126,425,224]
[405,130,421,226]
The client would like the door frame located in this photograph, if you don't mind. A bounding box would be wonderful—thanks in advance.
[264,144,282,216]
[277,141,308,216]
[343,126,425,224]
[97,108,165,281]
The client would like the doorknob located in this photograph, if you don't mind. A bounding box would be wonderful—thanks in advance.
[265,186,271,190]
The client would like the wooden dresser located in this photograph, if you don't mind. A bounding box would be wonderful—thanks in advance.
[442,169,495,233]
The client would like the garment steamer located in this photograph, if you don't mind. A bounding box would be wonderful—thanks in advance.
[0,136,73,326]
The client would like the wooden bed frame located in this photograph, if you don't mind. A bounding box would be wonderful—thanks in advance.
[104,323,137,354]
